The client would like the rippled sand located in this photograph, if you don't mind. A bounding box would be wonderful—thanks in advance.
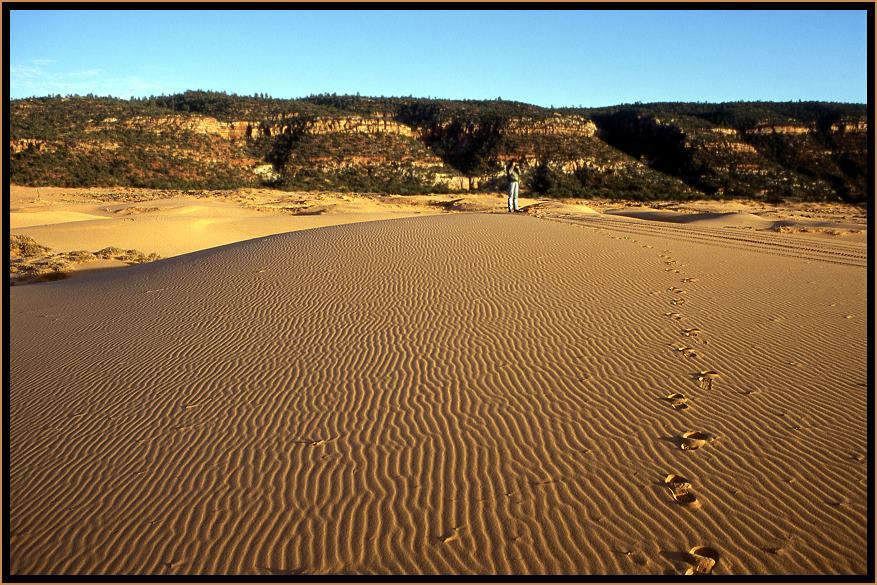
[9,204,868,575]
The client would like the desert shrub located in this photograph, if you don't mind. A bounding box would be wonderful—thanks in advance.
[95,246,126,259]
[66,250,97,262]
[10,235,51,258]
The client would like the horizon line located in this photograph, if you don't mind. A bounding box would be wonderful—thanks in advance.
[10,91,870,108]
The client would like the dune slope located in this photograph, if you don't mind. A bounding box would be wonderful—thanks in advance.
[9,213,868,575]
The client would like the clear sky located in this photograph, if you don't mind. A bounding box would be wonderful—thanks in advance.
[9,9,869,106]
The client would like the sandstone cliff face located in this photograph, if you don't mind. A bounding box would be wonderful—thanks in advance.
[403,113,616,192]
[94,112,424,141]
[303,116,415,138]
[213,115,419,141]
[741,119,867,202]
[703,139,758,154]
[87,114,229,137]
[829,119,867,134]
[745,124,812,136]
[9,96,868,201]
[504,114,597,137]
[589,109,859,200]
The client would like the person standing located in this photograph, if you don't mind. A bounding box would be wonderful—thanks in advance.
[507,161,522,212]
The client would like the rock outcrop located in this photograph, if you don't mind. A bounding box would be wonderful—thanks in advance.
[745,124,812,135]
[830,119,867,134]
[588,108,862,201]
[9,94,867,202]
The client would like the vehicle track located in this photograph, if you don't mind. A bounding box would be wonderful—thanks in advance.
[537,213,867,268]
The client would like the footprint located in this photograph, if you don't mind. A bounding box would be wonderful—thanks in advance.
[682,277,699,283]
[682,328,701,337]
[664,474,701,508]
[264,567,309,576]
[665,393,690,410]
[697,371,720,390]
[529,477,557,486]
[671,298,686,306]
[679,431,715,450]
[664,312,683,320]
[672,345,699,358]
[684,546,720,575]
[292,437,337,447]
[668,287,686,294]
[437,526,464,544]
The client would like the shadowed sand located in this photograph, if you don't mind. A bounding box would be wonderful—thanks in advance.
[9,210,867,575]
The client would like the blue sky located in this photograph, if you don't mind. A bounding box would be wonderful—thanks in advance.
[9,9,868,106]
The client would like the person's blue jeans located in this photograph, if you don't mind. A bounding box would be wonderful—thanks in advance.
[508,181,519,212]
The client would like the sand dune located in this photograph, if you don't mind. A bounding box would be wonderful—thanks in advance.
[9,210,867,575]
[10,195,439,260]
[605,205,866,242]
[606,208,776,229]
[10,210,112,229]
[8,186,546,283]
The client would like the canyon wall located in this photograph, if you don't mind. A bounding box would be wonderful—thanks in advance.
[9,94,868,202]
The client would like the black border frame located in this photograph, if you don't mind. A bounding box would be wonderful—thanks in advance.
[2,2,874,582]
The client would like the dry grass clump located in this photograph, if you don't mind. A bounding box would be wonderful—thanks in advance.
[10,235,51,258]
[95,247,160,263]
[10,255,72,282]
[111,206,162,215]
[67,250,97,262]
[774,225,858,237]
[10,237,160,285]
[94,246,127,259]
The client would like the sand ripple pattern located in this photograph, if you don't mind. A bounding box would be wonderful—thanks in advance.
[9,213,868,575]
